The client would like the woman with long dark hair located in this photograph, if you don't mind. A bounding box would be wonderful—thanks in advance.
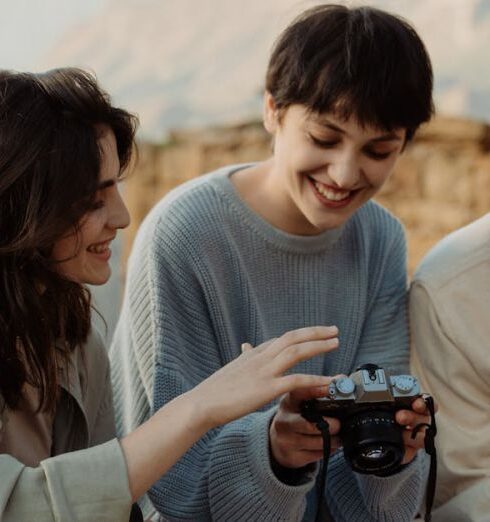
[0,68,339,521]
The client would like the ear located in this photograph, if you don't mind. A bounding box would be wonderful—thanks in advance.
[263,91,279,134]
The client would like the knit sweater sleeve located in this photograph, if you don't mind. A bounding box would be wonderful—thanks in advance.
[325,210,429,522]
[116,200,315,521]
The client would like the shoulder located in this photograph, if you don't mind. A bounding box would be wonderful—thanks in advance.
[134,164,248,262]
[413,214,490,292]
[148,164,246,229]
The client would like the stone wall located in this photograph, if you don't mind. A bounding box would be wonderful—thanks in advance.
[123,117,490,274]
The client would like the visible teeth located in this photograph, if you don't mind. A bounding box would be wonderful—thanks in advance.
[88,242,109,254]
[314,181,350,201]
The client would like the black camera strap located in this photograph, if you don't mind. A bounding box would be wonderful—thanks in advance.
[313,395,437,522]
[314,417,331,522]
[411,394,438,522]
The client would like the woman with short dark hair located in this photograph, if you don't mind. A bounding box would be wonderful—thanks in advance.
[0,67,339,521]
[112,4,436,521]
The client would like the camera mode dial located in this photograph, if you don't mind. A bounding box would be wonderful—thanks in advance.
[392,375,416,394]
[335,377,355,396]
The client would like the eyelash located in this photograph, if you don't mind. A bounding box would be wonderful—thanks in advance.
[364,150,392,161]
[308,134,392,161]
[309,134,338,149]
[90,200,105,211]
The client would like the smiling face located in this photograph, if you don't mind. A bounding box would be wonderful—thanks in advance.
[263,94,406,234]
[51,127,130,285]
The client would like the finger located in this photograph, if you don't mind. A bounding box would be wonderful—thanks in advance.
[288,406,340,436]
[282,432,326,452]
[274,408,322,436]
[411,397,429,414]
[402,428,426,450]
[280,381,331,406]
[320,417,341,436]
[396,409,430,429]
[285,450,326,467]
[270,326,339,355]
[330,436,342,453]
[254,337,278,351]
[241,342,253,353]
[275,338,339,372]
[297,416,341,436]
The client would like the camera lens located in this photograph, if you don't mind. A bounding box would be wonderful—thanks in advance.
[341,408,404,475]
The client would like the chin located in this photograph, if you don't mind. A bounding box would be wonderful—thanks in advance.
[85,270,112,286]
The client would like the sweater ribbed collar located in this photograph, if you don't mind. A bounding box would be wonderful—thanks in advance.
[212,164,345,254]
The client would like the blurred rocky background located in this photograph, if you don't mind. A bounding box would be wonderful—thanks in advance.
[3,0,489,337]
[122,116,490,276]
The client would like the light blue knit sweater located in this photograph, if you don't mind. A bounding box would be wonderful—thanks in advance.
[111,165,428,521]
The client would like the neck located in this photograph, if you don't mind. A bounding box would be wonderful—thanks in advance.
[231,159,322,236]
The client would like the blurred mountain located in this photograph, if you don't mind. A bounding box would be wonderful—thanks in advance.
[41,0,490,140]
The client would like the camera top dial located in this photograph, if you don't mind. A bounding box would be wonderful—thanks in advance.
[391,375,418,394]
[335,377,356,396]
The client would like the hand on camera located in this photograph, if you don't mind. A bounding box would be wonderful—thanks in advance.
[269,377,344,469]
[396,397,437,464]
[191,326,339,431]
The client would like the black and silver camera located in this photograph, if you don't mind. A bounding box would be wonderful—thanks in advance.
[301,363,423,475]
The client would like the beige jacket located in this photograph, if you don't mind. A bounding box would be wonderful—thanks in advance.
[0,329,132,521]
[410,214,490,522]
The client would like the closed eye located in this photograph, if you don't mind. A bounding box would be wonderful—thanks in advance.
[364,149,394,161]
[308,133,339,149]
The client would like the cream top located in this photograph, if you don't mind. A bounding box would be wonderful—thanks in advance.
[0,383,54,467]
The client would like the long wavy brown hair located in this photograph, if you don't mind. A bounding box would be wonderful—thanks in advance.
[0,68,138,412]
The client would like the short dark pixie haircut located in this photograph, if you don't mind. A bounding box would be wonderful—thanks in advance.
[266,4,434,140]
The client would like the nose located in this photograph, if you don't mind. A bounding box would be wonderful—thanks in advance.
[107,187,130,231]
[327,151,361,189]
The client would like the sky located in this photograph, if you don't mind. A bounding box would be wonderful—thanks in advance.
[0,0,105,70]
[2,0,490,137]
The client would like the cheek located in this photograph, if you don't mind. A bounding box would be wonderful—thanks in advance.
[51,237,85,282]
[77,211,106,246]
[282,144,327,179]
[51,234,79,263]
[365,162,396,189]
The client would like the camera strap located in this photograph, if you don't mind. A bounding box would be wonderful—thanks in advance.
[411,394,438,522]
[314,418,331,522]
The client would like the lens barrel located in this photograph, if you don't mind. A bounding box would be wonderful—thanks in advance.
[342,408,404,475]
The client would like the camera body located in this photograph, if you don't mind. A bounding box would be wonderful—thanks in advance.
[301,364,422,475]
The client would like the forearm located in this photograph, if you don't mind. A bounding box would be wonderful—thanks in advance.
[120,391,210,501]
[1,441,131,521]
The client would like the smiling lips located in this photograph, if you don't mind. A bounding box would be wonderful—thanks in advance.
[308,176,355,208]
[87,239,113,260]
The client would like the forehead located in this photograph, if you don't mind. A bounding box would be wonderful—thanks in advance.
[298,107,405,140]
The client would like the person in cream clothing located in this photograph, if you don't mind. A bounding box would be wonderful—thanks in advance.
[410,213,490,522]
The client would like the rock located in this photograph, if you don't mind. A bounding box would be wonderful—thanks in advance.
[123,116,490,275]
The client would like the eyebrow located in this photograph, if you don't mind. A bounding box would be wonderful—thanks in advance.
[97,179,116,190]
[313,118,403,142]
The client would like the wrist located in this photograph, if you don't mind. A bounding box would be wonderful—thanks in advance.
[179,386,217,434]
[270,452,316,485]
